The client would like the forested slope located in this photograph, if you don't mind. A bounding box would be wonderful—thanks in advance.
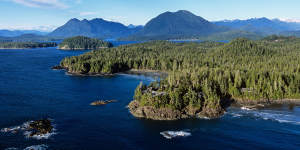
[59,36,300,119]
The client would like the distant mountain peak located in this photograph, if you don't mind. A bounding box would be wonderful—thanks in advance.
[138,10,225,39]
[175,10,193,14]
[69,18,80,22]
[49,18,142,38]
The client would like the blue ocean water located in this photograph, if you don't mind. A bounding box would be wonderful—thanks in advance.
[0,43,300,150]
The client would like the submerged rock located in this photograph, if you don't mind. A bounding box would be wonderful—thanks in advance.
[90,100,117,106]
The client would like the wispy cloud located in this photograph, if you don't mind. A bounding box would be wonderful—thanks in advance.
[79,11,98,16]
[11,0,68,9]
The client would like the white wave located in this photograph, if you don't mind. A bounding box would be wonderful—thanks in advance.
[228,107,300,125]
[160,130,191,139]
[24,130,57,140]
[229,112,243,118]
[1,121,30,133]
[1,120,56,140]
[4,148,19,150]
[24,144,48,150]
[197,116,211,120]
[4,144,48,150]
[241,106,256,111]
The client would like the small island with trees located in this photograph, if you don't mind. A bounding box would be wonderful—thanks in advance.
[57,35,300,120]
[58,36,113,50]
[0,41,57,49]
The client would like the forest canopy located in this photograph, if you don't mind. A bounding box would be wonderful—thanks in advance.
[0,42,57,49]
[60,36,300,117]
[58,36,112,50]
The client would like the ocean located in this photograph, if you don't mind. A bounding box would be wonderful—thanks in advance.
[0,41,299,150]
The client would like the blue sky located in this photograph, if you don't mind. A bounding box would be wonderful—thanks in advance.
[1,0,300,31]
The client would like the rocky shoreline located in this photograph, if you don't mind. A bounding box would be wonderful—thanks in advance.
[52,65,167,77]
[128,99,300,120]
[58,47,108,50]
[128,100,225,120]
[51,65,114,76]
[232,99,300,110]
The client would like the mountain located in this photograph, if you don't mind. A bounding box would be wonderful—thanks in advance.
[132,10,227,40]
[49,18,142,39]
[214,18,300,35]
[0,30,48,37]
[0,34,60,42]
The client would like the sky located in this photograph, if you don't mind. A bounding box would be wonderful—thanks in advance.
[1,0,300,31]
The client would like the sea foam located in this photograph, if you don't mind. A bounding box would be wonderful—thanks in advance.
[160,130,191,139]
[4,145,48,150]
[1,120,56,140]
[227,107,300,125]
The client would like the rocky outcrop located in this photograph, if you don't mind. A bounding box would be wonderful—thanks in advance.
[90,100,117,106]
[128,100,187,120]
[51,65,66,70]
[128,100,226,120]
[28,119,53,137]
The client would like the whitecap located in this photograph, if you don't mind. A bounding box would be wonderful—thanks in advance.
[24,129,57,140]
[197,116,211,120]
[1,120,56,140]
[23,144,48,150]
[241,106,256,111]
[228,107,300,125]
[160,130,191,139]
[1,121,30,133]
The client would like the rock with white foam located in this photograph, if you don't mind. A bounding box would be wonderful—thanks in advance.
[160,130,191,139]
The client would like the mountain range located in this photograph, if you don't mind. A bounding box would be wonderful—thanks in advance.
[2,10,300,41]
[214,18,300,35]
[48,10,300,40]
[0,30,48,37]
[134,10,227,39]
[48,18,142,39]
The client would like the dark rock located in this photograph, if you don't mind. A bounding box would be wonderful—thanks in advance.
[128,100,188,120]
[28,119,53,136]
[51,65,65,70]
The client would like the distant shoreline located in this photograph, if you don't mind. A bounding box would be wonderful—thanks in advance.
[0,47,56,49]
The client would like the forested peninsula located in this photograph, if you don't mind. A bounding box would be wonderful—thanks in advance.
[0,42,57,49]
[58,36,112,50]
[59,35,300,120]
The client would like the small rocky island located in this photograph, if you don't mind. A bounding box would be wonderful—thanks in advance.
[58,36,112,50]
[90,100,117,106]
[1,119,54,138]
[28,119,53,137]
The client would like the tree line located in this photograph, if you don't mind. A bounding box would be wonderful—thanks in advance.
[58,36,112,50]
[0,42,57,49]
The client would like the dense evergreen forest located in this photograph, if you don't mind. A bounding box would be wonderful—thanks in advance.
[60,35,300,117]
[58,36,112,50]
[0,42,57,49]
